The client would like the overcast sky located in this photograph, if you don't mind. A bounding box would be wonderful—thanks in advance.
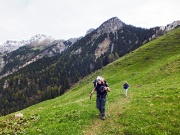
[0,0,179,43]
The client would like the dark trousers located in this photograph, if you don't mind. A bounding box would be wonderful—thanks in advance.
[96,96,106,116]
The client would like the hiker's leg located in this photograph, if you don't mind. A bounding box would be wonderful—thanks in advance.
[96,97,101,113]
[125,89,128,96]
[100,97,106,117]
[124,89,127,97]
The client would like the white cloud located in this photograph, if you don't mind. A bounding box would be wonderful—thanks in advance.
[0,0,179,43]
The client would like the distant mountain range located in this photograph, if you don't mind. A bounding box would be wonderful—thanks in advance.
[0,35,79,74]
[0,17,179,115]
[0,34,54,54]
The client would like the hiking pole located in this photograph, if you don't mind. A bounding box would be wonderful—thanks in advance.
[89,93,94,124]
[106,96,111,118]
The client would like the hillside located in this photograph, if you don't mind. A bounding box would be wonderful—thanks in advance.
[0,28,180,134]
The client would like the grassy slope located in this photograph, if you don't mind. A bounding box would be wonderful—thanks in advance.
[0,28,180,135]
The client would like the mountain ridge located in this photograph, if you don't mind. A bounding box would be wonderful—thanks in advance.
[0,34,54,54]
[1,18,179,55]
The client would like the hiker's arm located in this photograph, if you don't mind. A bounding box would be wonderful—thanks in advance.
[89,88,96,96]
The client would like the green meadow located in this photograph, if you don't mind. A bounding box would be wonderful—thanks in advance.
[0,28,180,135]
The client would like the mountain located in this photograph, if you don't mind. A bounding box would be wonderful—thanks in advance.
[0,18,179,76]
[0,34,55,72]
[0,34,54,54]
[0,27,179,134]
[0,17,179,115]
[0,35,79,78]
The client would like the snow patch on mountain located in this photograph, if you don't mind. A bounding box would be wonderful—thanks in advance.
[0,34,54,54]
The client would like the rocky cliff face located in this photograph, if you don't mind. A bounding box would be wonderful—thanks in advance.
[160,20,180,31]
[153,20,180,38]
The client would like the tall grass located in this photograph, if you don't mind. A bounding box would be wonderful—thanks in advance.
[0,28,180,135]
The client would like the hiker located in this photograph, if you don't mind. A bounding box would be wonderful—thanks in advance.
[123,81,129,97]
[89,76,110,120]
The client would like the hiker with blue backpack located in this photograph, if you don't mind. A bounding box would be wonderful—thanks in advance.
[89,76,110,120]
[123,81,129,97]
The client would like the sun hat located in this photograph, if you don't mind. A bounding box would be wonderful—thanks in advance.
[96,76,102,82]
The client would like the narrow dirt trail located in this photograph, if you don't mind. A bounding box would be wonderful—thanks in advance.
[83,94,132,135]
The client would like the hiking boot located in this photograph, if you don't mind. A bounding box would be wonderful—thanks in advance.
[101,116,105,120]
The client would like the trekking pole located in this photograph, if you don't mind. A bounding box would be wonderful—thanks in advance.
[106,96,111,118]
[89,93,94,124]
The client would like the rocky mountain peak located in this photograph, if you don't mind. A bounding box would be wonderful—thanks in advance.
[97,17,124,34]
[160,20,180,31]
[0,34,54,54]
[29,34,54,43]
[29,34,54,47]
[153,20,180,38]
